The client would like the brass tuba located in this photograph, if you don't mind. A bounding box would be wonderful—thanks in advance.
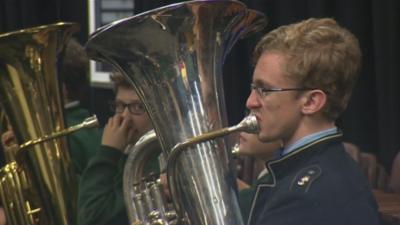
[0,22,93,225]
[85,1,266,225]
[122,115,259,225]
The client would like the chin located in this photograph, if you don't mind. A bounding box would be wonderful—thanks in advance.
[257,131,267,140]
[258,133,274,143]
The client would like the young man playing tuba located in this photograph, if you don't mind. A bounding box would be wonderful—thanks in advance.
[244,18,380,225]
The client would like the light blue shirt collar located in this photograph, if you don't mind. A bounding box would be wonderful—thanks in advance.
[280,127,338,157]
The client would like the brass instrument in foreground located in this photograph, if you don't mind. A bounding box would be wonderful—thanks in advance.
[123,115,258,225]
[0,115,98,225]
[0,22,84,225]
[86,1,266,225]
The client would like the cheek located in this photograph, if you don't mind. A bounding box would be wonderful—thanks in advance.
[132,116,152,133]
[263,100,281,112]
[257,103,285,141]
[259,102,281,126]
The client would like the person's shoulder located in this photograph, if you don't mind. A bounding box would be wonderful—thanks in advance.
[287,164,322,194]
[66,105,90,117]
[87,145,126,163]
[288,145,372,202]
[65,105,91,124]
[284,142,361,192]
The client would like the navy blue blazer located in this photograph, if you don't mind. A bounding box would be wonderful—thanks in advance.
[247,132,381,225]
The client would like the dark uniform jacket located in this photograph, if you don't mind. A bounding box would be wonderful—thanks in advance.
[78,145,160,225]
[65,104,101,175]
[247,132,381,225]
[240,172,271,223]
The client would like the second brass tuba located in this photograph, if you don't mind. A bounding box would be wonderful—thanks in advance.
[86,1,266,225]
[0,22,81,225]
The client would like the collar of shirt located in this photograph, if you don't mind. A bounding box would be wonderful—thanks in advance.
[64,100,80,109]
[280,127,338,157]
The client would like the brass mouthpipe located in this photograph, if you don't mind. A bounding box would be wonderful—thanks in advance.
[170,114,258,156]
[19,115,99,150]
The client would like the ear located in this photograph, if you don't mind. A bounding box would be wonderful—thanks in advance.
[300,90,327,115]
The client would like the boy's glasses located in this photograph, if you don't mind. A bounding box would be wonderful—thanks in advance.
[109,101,146,115]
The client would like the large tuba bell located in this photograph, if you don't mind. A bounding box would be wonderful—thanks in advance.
[86,1,266,225]
[0,22,94,225]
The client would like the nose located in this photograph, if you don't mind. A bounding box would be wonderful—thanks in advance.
[246,89,261,110]
[121,106,130,118]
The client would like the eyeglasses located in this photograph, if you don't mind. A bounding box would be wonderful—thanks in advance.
[109,101,146,115]
[250,83,315,97]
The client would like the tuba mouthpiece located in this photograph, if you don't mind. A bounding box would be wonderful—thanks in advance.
[237,114,259,134]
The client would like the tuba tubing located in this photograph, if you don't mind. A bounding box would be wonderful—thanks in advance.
[123,130,164,224]
[0,115,99,225]
[0,22,80,225]
[86,1,267,225]
[123,115,258,225]
[167,115,259,222]
[19,115,98,150]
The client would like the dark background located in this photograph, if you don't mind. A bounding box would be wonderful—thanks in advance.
[0,0,399,172]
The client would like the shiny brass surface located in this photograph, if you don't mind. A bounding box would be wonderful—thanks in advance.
[123,115,258,225]
[86,1,266,225]
[0,109,7,133]
[166,115,258,220]
[0,22,80,225]
[19,115,99,150]
[0,110,17,162]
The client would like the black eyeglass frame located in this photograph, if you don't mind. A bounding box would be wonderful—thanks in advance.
[108,101,146,115]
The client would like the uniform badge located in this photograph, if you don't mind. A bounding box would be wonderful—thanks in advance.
[290,165,322,193]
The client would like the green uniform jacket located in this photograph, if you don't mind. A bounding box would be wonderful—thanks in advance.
[78,146,128,225]
[65,105,102,175]
[77,145,160,225]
